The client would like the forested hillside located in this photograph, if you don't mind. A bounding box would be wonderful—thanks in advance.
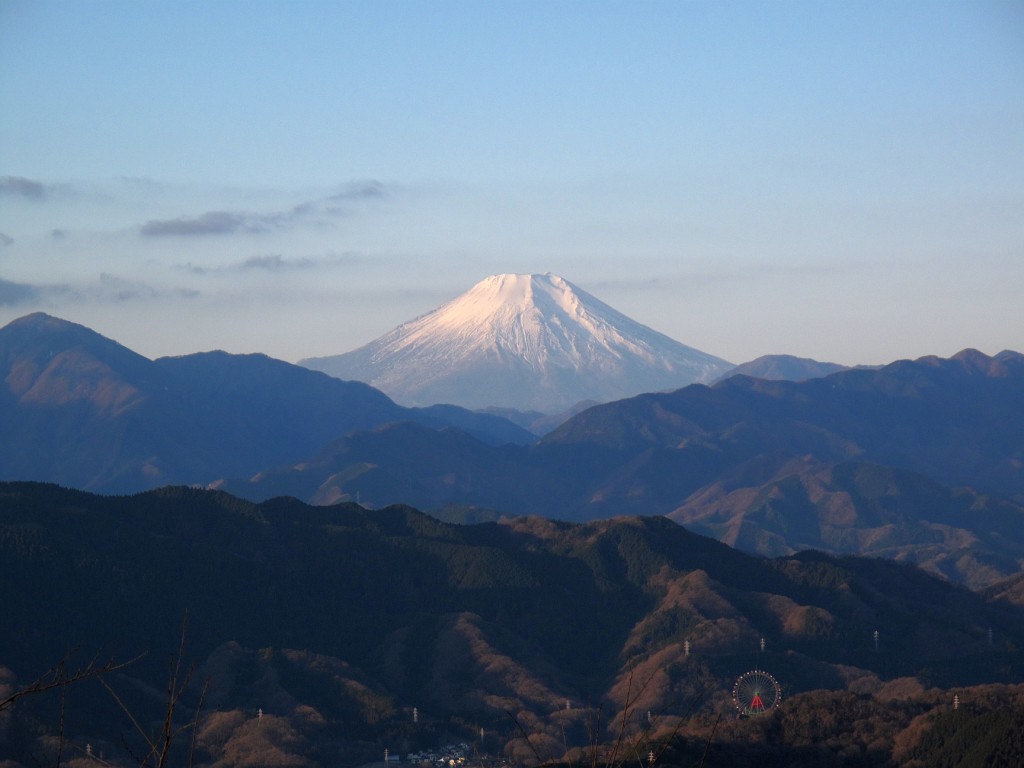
[3,482,1023,766]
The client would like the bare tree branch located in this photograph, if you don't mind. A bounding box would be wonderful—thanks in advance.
[0,650,139,714]
[98,675,160,765]
[186,677,209,768]
[101,611,206,768]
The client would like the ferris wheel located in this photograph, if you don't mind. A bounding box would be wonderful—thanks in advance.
[732,670,781,716]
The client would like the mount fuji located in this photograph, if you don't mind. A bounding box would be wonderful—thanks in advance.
[300,273,733,412]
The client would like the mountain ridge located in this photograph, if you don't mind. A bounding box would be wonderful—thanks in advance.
[0,312,532,494]
[3,481,1024,765]
[219,348,1024,588]
[712,353,850,383]
[5,312,1023,589]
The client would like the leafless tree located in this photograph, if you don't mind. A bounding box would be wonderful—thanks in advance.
[99,612,208,768]
[0,649,135,714]
[2,612,205,768]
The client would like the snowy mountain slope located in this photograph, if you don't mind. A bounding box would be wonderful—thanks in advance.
[300,273,732,412]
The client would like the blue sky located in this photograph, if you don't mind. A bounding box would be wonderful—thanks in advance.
[1,0,1022,367]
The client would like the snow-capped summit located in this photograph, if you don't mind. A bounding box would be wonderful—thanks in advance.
[300,273,732,412]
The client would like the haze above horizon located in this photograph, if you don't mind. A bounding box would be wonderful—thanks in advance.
[1,0,1022,367]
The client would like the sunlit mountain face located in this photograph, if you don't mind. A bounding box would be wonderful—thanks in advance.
[300,273,733,412]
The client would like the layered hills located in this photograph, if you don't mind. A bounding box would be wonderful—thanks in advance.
[669,460,1024,589]
[300,273,733,412]
[221,348,1024,587]
[0,313,530,494]
[3,311,1022,589]
[3,482,1024,766]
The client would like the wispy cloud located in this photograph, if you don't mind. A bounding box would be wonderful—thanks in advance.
[90,273,201,303]
[140,180,394,238]
[0,232,13,247]
[141,211,268,236]
[237,254,316,271]
[0,275,199,307]
[327,180,389,202]
[0,279,40,305]
[585,260,855,296]
[0,176,47,199]
[0,176,74,200]
[181,252,360,275]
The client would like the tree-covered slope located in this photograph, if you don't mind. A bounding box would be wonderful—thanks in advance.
[3,482,1024,766]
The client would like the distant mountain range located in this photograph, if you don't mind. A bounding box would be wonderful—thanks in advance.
[0,313,530,494]
[3,482,1023,766]
[3,311,1023,589]
[219,348,1024,588]
[300,273,734,412]
[4,305,1024,765]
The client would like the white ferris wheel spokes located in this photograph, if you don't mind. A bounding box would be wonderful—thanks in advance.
[732,670,782,716]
